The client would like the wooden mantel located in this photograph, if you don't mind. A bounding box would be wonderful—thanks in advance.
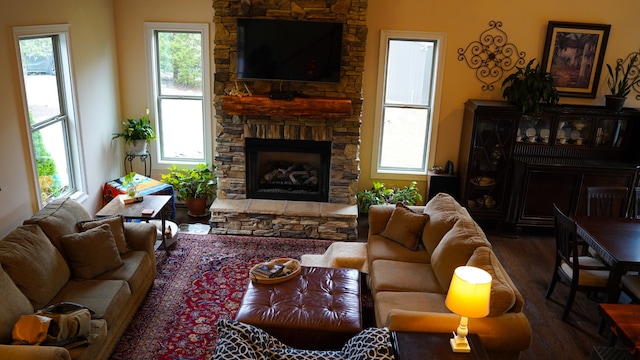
[222,95,352,118]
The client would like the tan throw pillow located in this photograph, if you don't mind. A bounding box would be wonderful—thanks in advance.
[0,265,34,344]
[0,225,70,310]
[466,246,516,316]
[430,218,492,291]
[77,216,128,254]
[61,224,123,280]
[421,193,465,255]
[380,203,429,251]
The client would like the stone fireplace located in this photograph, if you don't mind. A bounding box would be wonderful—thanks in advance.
[245,138,331,202]
[209,0,368,240]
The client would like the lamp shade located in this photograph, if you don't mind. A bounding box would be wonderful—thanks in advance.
[445,266,492,318]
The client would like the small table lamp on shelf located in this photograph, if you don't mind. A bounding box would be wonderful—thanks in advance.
[445,266,492,353]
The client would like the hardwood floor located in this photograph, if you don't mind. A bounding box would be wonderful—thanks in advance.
[173,206,624,359]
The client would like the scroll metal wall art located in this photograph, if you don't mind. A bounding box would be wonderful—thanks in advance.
[614,51,640,100]
[458,21,526,91]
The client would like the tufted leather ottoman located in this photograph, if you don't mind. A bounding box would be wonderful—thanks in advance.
[235,266,362,350]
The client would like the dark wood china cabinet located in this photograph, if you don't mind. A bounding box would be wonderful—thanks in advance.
[458,100,640,229]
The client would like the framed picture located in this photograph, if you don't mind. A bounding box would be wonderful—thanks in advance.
[541,21,610,98]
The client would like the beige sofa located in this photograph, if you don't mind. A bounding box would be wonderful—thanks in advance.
[0,198,157,360]
[367,193,531,360]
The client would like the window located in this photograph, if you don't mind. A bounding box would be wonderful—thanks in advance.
[145,23,211,166]
[372,30,446,178]
[14,25,85,207]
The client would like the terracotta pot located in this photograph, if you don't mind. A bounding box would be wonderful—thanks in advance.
[186,197,208,217]
[605,95,626,112]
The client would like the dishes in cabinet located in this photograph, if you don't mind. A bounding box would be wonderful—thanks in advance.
[570,130,581,140]
[525,128,536,137]
[470,176,495,187]
[540,129,550,141]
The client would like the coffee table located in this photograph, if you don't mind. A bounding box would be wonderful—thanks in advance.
[97,194,172,254]
[235,266,362,350]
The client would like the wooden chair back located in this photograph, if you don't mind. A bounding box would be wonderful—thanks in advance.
[586,186,628,218]
[635,187,640,219]
[553,204,579,270]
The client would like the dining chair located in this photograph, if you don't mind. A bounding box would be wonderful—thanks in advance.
[586,186,628,218]
[545,204,611,320]
[621,274,640,303]
[635,187,640,219]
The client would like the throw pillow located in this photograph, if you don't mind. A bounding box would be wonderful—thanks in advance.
[466,246,517,316]
[421,193,467,255]
[380,203,429,251]
[430,218,492,291]
[60,224,123,280]
[0,225,70,310]
[77,216,128,254]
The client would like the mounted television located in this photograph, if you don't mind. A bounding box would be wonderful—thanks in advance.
[236,18,343,83]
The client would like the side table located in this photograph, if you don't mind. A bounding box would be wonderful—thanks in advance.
[392,332,488,360]
[428,170,459,200]
[96,195,172,254]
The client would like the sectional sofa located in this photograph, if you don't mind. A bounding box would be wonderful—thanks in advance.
[367,193,532,360]
[0,198,157,360]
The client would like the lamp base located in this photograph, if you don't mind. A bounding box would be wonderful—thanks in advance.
[450,332,471,353]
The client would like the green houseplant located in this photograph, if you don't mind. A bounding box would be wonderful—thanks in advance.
[112,109,156,155]
[605,52,640,111]
[161,163,216,217]
[502,59,559,116]
[356,181,422,213]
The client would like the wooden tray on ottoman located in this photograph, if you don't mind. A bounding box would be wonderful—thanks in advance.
[249,258,301,284]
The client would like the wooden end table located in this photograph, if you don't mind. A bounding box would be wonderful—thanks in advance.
[392,332,488,360]
[96,194,172,254]
[599,303,640,358]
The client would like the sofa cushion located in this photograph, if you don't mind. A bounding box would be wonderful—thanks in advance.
[61,224,123,280]
[374,291,449,328]
[0,265,34,344]
[77,216,128,254]
[23,197,92,254]
[370,259,443,293]
[421,193,467,255]
[97,250,154,295]
[0,225,70,310]
[430,219,492,291]
[466,247,516,316]
[380,203,429,251]
[48,279,132,323]
[367,235,431,264]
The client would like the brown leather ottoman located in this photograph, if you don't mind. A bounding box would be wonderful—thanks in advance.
[235,266,362,350]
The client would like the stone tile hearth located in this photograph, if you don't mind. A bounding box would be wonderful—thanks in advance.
[210,199,358,240]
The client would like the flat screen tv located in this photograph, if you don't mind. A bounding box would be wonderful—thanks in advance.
[237,18,343,83]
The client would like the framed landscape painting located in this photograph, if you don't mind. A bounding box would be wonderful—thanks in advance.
[541,21,610,98]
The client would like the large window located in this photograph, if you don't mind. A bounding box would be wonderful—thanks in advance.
[14,25,84,207]
[372,30,446,177]
[145,23,211,166]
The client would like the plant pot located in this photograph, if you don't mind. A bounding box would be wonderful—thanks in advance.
[605,95,626,112]
[186,197,209,217]
[127,140,148,155]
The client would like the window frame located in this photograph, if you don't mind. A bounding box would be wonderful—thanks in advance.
[144,22,212,169]
[371,30,446,180]
[13,24,87,208]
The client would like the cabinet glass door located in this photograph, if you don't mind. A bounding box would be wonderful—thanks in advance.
[595,118,627,147]
[467,117,513,214]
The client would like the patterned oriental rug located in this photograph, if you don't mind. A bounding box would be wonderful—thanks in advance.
[109,233,333,360]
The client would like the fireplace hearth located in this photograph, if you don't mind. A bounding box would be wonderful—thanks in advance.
[246,138,331,202]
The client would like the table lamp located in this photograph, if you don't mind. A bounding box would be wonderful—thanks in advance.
[445,266,492,353]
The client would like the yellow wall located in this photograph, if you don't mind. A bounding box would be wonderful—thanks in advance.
[0,0,638,237]
[361,0,640,199]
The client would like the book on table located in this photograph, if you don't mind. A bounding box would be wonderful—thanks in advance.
[118,194,144,205]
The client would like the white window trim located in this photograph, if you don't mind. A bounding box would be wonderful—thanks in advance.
[13,24,88,208]
[371,30,446,180]
[144,22,212,170]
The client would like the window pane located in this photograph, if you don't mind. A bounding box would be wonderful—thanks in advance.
[157,31,203,96]
[33,121,71,205]
[385,40,434,106]
[19,37,61,123]
[159,98,204,160]
[379,107,428,169]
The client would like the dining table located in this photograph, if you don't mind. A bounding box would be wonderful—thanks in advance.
[574,215,640,304]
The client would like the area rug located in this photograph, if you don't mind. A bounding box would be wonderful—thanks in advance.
[109,233,333,360]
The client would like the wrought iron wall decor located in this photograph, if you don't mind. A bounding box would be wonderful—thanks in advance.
[612,51,640,100]
[458,21,526,91]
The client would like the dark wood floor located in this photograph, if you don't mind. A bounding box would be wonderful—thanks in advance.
[173,206,626,359]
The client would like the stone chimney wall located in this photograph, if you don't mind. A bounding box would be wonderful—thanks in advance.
[212,0,368,204]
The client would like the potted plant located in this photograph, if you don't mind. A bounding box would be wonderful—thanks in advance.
[605,52,640,111]
[112,109,156,155]
[161,163,216,217]
[502,59,559,117]
[356,181,422,213]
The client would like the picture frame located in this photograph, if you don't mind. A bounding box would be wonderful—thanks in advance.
[541,21,611,98]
